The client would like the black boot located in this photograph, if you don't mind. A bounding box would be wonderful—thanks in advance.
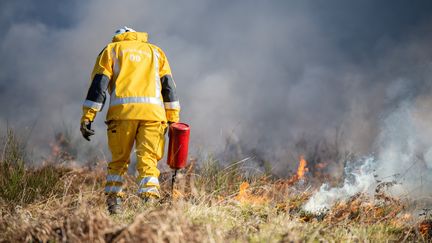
[106,196,122,215]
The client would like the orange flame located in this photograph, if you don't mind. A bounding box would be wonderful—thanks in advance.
[279,156,310,187]
[297,155,308,180]
[236,182,249,200]
[235,182,267,204]
[172,189,184,200]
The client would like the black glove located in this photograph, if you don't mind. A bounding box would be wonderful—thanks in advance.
[80,120,95,141]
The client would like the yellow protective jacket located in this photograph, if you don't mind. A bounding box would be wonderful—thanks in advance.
[81,32,180,123]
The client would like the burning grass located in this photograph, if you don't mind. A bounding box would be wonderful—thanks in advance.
[0,134,431,242]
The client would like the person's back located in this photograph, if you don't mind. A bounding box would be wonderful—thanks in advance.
[85,30,179,122]
[80,27,180,214]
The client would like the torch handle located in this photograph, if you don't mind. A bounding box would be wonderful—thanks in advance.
[171,169,178,196]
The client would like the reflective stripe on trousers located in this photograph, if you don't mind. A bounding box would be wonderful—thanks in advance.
[106,174,124,183]
[137,187,160,196]
[105,186,122,193]
[106,121,166,197]
[137,176,160,197]
[138,176,159,187]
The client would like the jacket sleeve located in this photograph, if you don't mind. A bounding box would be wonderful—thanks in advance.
[81,47,112,122]
[158,49,180,123]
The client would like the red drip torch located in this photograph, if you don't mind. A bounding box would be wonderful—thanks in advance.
[167,122,190,194]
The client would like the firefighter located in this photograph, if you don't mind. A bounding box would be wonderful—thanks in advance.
[80,26,180,214]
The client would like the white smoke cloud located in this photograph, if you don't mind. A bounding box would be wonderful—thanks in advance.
[303,157,376,213]
[304,99,432,213]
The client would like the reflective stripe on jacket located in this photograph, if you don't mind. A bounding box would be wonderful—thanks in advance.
[82,32,180,122]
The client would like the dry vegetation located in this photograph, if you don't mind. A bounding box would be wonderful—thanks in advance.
[0,130,431,242]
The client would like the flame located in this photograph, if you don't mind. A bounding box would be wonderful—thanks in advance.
[419,220,432,237]
[276,156,310,188]
[235,182,267,204]
[236,182,250,200]
[296,155,308,180]
[172,189,184,200]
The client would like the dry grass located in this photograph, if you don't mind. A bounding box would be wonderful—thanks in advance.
[0,130,431,242]
[0,163,430,242]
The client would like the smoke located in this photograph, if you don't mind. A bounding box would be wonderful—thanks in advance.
[376,99,432,196]
[1,0,432,181]
[304,100,432,213]
[303,157,376,213]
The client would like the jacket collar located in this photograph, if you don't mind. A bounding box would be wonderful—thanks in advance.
[112,32,148,43]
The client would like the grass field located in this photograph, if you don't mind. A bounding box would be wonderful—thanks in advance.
[0,130,431,242]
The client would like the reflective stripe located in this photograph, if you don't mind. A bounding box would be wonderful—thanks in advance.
[110,96,164,107]
[164,101,180,109]
[106,175,124,183]
[138,187,159,195]
[138,177,159,187]
[108,47,164,109]
[153,48,161,98]
[112,49,120,79]
[83,100,103,111]
[105,186,122,193]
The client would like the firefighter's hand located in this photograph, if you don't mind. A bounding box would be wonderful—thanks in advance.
[80,120,95,141]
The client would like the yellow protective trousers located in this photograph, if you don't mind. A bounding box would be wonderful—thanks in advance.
[104,120,167,198]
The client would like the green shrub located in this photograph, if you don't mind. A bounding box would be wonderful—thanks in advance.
[0,129,65,205]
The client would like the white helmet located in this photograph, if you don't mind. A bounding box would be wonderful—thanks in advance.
[114,26,136,37]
